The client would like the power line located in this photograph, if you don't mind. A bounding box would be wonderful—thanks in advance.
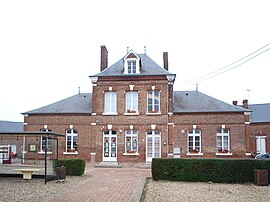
[195,46,270,83]
[179,42,270,85]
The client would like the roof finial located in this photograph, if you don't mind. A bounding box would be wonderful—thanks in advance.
[127,47,129,53]
[144,46,146,54]
[196,83,198,92]
[78,86,80,94]
[247,89,251,102]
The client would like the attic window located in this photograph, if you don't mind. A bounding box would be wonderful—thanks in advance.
[124,50,140,74]
[128,61,136,74]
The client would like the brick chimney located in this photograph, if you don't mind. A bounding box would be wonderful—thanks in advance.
[163,52,168,71]
[232,100,238,106]
[242,99,248,109]
[100,45,108,72]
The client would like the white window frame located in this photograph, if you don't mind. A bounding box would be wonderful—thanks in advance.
[125,91,138,114]
[65,129,78,154]
[147,90,160,113]
[124,130,138,154]
[104,91,117,115]
[103,130,117,161]
[127,61,136,74]
[39,128,52,154]
[216,128,232,155]
[256,136,266,154]
[187,129,202,155]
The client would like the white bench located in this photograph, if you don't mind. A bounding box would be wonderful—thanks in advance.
[13,168,41,179]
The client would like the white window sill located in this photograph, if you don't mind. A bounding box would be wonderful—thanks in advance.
[187,153,203,156]
[63,152,78,155]
[145,112,161,115]
[38,151,52,155]
[124,112,139,115]
[102,112,118,116]
[123,152,139,156]
[216,152,232,156]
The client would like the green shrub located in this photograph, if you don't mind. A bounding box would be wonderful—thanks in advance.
[58,158,85,176]
[152,158,270,183]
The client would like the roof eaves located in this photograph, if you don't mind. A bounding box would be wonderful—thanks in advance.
[0,131,65,137]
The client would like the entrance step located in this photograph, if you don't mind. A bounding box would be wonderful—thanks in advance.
[136,163,151,169]
[95,162,122,168]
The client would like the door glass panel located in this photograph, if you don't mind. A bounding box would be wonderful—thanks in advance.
[146,131,161,161]
[147,137,152,157]
[111,137,116,157]
[104,137,109,157]
[154,136,160,157]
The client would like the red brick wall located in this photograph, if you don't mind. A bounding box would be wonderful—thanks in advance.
[172,112,248,158]
[24,114,96,160]
[24,76,172,163]
[91,76,170,163]
[23,75,254,163]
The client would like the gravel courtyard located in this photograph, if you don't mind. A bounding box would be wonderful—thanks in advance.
[142,178,270,202]
[1,176,270,202]
[0,176,90,202]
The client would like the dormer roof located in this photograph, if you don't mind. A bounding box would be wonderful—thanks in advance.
[124,50,139,59]
[92,52,174,77]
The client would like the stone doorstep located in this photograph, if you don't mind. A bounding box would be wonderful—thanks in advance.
[94,161,122,168]
[136,163,151,169]
[94,162,152,169]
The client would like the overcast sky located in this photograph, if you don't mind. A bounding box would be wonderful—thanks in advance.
[1,0,270,122]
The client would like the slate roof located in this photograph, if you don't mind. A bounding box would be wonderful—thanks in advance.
[249,103,270,123]
[173,91,250,113]
[93,53,175,77]
[23,93,92,115]
[23,91,250,115]
[0,121,24,132]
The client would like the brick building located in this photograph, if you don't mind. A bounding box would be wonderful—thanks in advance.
[245,103,270,156]
[21,46,269,164]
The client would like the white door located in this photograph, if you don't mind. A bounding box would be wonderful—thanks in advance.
[103,130,117,162]
[146,131,161,162]
[256,136,266,154]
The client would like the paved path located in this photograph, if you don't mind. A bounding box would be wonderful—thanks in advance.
[50,165,151,202]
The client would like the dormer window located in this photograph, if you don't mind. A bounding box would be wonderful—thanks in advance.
[124,50,140,74]
[128,61,136,74]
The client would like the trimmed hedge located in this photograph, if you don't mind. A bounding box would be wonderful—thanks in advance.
[58,158,85,176]
[152,158,270,183]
